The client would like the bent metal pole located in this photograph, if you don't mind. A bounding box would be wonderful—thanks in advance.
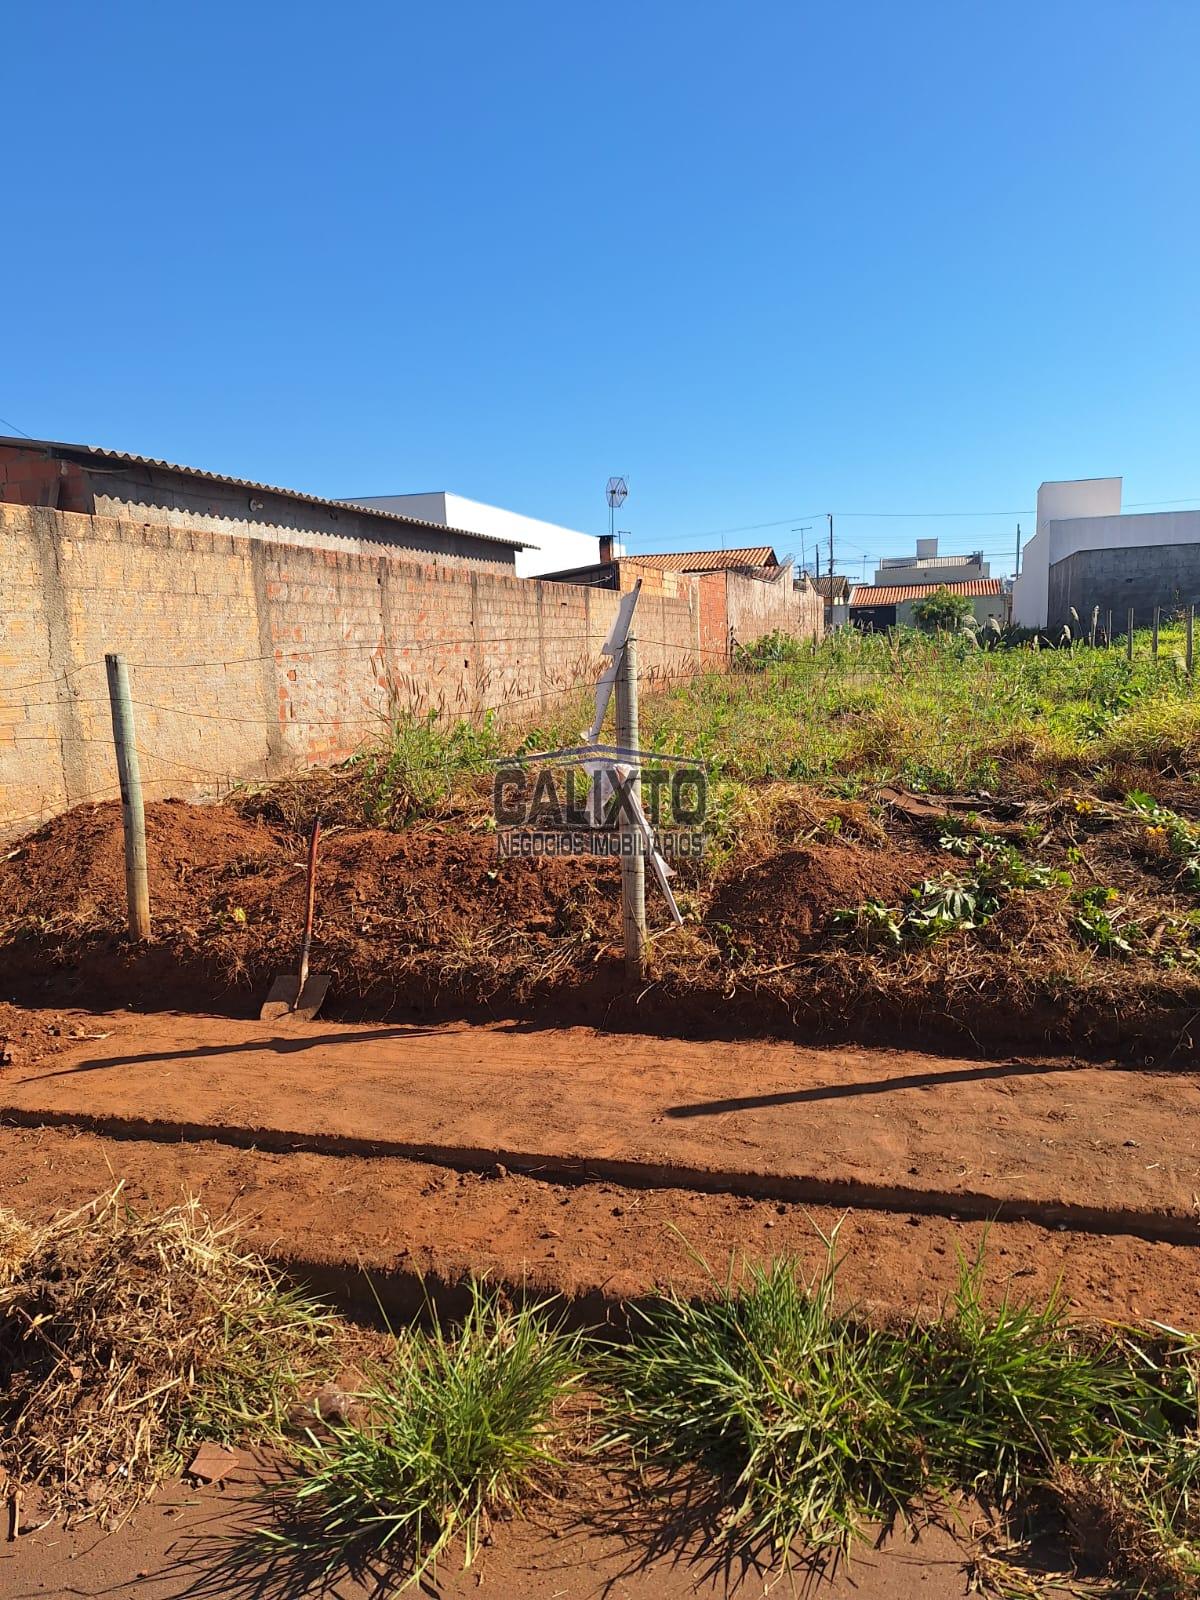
[615,632,648,979]
[104,652,151,940]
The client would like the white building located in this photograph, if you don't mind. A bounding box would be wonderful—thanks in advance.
[1012,479,1200,631]
[875,537,990,588]
[342,491,599,579]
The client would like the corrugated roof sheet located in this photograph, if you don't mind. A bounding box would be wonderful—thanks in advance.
[849,578,1004,606]
[631,546,778,572]
[0,436,529,550]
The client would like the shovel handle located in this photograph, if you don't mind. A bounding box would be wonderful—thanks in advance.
[293,817,321,1008]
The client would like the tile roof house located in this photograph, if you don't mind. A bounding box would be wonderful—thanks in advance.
[848,576,1007,629]
[626,546,780,573]
[810,574,851,603]
[539,541,783,590]
[850,578,1005,606]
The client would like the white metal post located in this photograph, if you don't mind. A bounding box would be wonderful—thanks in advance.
[614,633,647,979]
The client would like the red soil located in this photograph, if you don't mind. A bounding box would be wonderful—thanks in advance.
[4,1119,1197,1328]
[5,1012,1199,1239]
[0,799,616,939]
[0,1447,987,1599]
[709,841,932,955]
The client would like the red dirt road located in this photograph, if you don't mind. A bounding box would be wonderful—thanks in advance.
[5,1122,1198,1326]
[3,1011,1199,1234]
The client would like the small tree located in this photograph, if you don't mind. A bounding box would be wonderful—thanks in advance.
[910,587,973,632]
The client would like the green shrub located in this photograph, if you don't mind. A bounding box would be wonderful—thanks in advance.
[910,587,975,632]
[607,1246,927,1555]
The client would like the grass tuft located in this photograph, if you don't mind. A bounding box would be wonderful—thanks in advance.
[606,1233,1195,1580]
[911,1250,1149,1502]
[606,1234,928,1556]
[275,1282,582,1587]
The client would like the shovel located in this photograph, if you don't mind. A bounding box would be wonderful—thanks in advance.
[260,818,330,1023]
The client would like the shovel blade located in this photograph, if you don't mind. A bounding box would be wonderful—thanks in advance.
[259,973,331,1023]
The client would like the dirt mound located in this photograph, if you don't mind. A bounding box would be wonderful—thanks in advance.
[0,800,622,1006]
[710,842,931,959]
[0,801,288,925]
[0,803,616,939]
[4,798,1200,1060]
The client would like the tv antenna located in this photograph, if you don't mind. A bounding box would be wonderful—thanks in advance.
[606,476,628,549]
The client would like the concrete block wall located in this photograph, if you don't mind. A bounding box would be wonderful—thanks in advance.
[0,504,701,834]
[1047,543,1200,632]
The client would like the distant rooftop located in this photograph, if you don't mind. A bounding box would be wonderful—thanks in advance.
[850,577,1004,606]
[810,574,851,601]
[0,436,528,550]
[630,546,779,572]
[878,552,982,570]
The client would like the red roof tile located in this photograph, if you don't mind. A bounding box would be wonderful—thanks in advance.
[630,547,778,572]
[849,578,1004,606]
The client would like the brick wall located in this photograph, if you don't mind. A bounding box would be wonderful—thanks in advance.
[0,503,701,834]
[697,566,823,663]
[610,558,687,598]
[0,446,89,510]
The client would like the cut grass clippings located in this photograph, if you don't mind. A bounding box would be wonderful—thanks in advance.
[0,1187,333,1525]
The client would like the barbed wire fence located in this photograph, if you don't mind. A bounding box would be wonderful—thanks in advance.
[5,612,1195,844]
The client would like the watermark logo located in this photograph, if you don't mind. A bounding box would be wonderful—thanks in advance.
[492,744,707,860]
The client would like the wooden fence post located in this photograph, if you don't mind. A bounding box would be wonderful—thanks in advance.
[104,653,151,940]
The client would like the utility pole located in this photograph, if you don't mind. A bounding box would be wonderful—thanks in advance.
[105,652,151,940]
[1015,523,1022,578]
[828,513,835,593]
[614,632,647,979]
[792,525,813,582]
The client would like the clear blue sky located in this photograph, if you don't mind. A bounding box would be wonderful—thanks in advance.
[4,1,1198,578]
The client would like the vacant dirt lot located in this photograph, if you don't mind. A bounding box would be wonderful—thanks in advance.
[6,1011,1199,1228]
[5,792,1200,1058]
[0,1446,1007,1600]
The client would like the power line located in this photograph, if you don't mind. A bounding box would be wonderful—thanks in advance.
[638,508,1038,546]
[0,412,32,439]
